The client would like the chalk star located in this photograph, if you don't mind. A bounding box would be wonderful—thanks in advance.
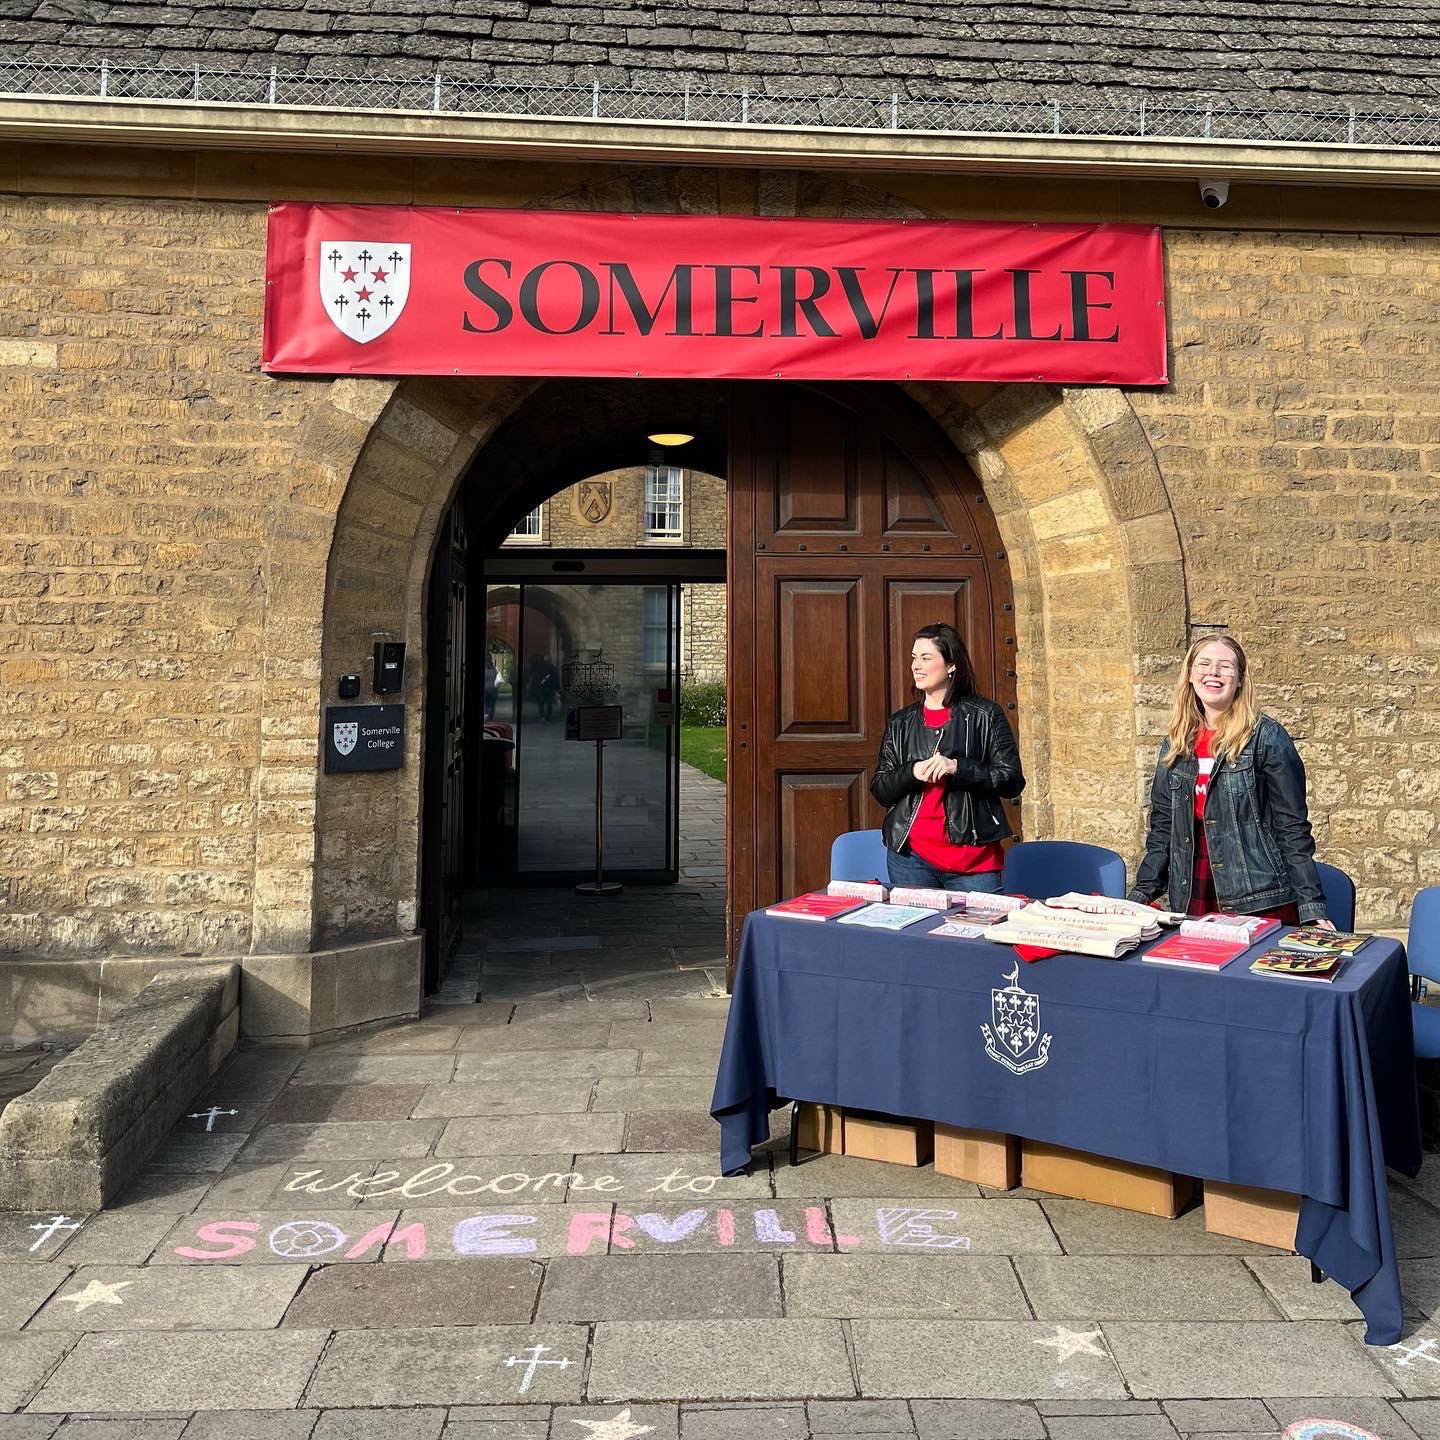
[567,1410,655,1440]
[59,1278,133,1313]
[1033,1325,1108,1363]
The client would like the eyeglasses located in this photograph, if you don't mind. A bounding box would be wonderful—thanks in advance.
[1192,660,1238,676]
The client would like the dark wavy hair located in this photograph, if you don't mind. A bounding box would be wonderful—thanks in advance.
[912,622,976,707]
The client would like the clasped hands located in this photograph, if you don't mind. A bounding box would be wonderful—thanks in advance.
[912,753,957,784]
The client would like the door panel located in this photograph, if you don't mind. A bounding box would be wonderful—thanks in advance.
[728,382,1018,977]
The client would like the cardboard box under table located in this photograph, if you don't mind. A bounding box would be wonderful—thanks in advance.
[843,1110,933,1166]
[1203,1180,1299,1250]
[1022,1139,1196,1218]
[795,1102,845,1155]
[934,1123,1019,1190]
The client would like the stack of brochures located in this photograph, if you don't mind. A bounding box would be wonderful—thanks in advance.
[1142,934,1246,970]
[1248,927,1372,983]
[1180,912,1281,945]
[1045,893,1185,927]
[834,902,937,931]
[980,900,1151,958]
[765,892,866,922]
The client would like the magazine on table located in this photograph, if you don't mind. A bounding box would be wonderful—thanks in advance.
[765,892,867,922]
[1276,927,1372,958]
[928,919,988,940]
[1249,947,1345,982]
[1179,912,1281,945]
[833,903,938,931]
[1141,933,1247,971]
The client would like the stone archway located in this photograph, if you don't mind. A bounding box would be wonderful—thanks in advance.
[283,372,1186,968]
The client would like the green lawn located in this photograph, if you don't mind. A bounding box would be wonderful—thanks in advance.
[680,725,726,782]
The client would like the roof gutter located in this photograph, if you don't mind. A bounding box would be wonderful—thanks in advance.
[1,95,1439,186]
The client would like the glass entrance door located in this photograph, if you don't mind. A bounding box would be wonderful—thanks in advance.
[481,579,681,882]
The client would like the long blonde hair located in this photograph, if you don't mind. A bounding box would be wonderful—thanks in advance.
[1163,635,1261,766]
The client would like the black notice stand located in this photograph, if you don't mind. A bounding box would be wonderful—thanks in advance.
[574,704,624,898]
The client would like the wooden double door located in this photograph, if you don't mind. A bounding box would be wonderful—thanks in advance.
[726,383,1018,976]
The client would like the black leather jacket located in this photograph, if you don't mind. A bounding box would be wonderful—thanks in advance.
[1127,715,1327,922]
[870,696,1026,852]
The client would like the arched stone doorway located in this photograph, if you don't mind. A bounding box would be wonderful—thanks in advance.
[281,372,1185,984]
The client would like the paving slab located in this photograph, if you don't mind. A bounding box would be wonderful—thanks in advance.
[551,1404,678,1440]
[201,1165,304,1210]
[0,1413,59,1439]
[1263,1397,1419,1439]
[0,1215,92,1265]
[646,1001,730,1023]
[279,1156,582,1209]
[586,971,720,1001]
[291,1055,458,1085]
[282,1258,542,1327]
[180,1413,320,1440]
[1394,1399,1440,1438]
[240,1122,443,1163]
[537,1253,781,1321]
[607,1022,727,1051]
[201,1053,303,1103]
[1038,1200,1273,1256]
[615,1200,831,1255]
[304,1326,588,1407]
[152,1210,400,1266]
[772,1159,979,1201]
[479,976,586,1004]
[637,1049,723,1078]
[1246,1256,1368,1322]
[39,1213,175,1269]
[437,1405,549,1440]
[1361,1318,1440,1398]
[1403,1260,1440,1321]
[311,1409,446,1440]
[29,1264,309,1331]
[909,1399,1045,1440]
[851,1320,1126,1400]
[28,1330,329,1412]
[588,1319,854,1402]
[40,1421,187,1440]
[1103,1321,1396,1398]
[108,1172,213,1214]
[410,1081,595,1118]
[437,1114,625,1158]
[829,1199,1059,1255]
[1039,1418,1179,1439]
[1015,1256,1278,1321]
[568,1153,771,1202]
[350,1025,465,1053]
[624,1112,724,1153]
[805,1399,914,1434]
[1034,1403,1165,1415]
[0,1268,68,1329]
[1161,1398,1277,1433]
[782,1253,1029,1319]
[454,1050,639,1081]
[679,1406,807,1440]
[263,1085,430,1124]
[592,1077,717,1113]
[380,1205,604,1259]
[0,1334,76,1413]
[455,1023,613,1054]
[1393,1191,1440,1261]
[147,1136,248,1173]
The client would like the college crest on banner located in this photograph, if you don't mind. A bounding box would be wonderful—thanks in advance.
[982,963,1053,1074]
[318,240,411,344]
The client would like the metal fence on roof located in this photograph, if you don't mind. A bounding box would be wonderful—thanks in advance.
[2,59,1439,148]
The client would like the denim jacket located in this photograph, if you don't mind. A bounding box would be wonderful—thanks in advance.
[1127,715,1328,923]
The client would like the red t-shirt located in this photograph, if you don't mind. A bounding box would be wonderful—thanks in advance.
[905,706,1004,876]
[1189,727,1298,924]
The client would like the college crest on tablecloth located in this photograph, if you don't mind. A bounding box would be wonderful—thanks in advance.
[333,722,358,756]
[318,240,411,343]
[982,963,1053,1074]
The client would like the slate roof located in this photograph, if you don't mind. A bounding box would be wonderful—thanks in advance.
[3,0,1439,120]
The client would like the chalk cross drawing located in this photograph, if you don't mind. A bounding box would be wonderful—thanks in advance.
[28,1216,81,1252]
[187,1106,238,1132]
[1033,1325,1108,1363]
[503,1343,573,1395]
[568,1409,655,1440]
[59,1278,133,1313]
[1388,1337,1440,1368]
[875,1208,971,1249]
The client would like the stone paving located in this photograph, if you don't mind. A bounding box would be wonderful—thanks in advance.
[6,771,1440,1435]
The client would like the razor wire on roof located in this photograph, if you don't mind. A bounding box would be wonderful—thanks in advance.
[2,59,1440,148]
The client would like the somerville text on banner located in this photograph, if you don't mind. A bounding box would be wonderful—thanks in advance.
[263,204,1167,385]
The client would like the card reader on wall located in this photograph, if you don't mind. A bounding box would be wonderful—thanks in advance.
[373,641,406,695]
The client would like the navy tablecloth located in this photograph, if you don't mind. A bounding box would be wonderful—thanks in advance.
[711,911,1422,1344]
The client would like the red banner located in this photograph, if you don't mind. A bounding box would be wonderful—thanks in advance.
[263,203,1166,385]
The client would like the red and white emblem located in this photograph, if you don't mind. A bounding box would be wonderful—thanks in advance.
[318,240,411,344]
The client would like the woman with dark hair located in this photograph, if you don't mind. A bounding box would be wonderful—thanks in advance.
[870,622,1026,893]
[1127,633,1333,927]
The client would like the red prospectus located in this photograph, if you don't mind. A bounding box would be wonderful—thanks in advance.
[263,202,1167,385]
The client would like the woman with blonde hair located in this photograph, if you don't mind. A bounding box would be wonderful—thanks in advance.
[1127,634,1333,928]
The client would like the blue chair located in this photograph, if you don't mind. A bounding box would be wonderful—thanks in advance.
[829,829,888,884]
[1316,861,1356,931]
[1409,887,1440,1059]
[1002,839,1127,899]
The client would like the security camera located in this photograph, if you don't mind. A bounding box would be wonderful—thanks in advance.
[1199,179,1230,209]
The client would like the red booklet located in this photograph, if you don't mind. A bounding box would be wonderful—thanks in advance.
[1140,933,1246,970]
[765,892,866,922]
